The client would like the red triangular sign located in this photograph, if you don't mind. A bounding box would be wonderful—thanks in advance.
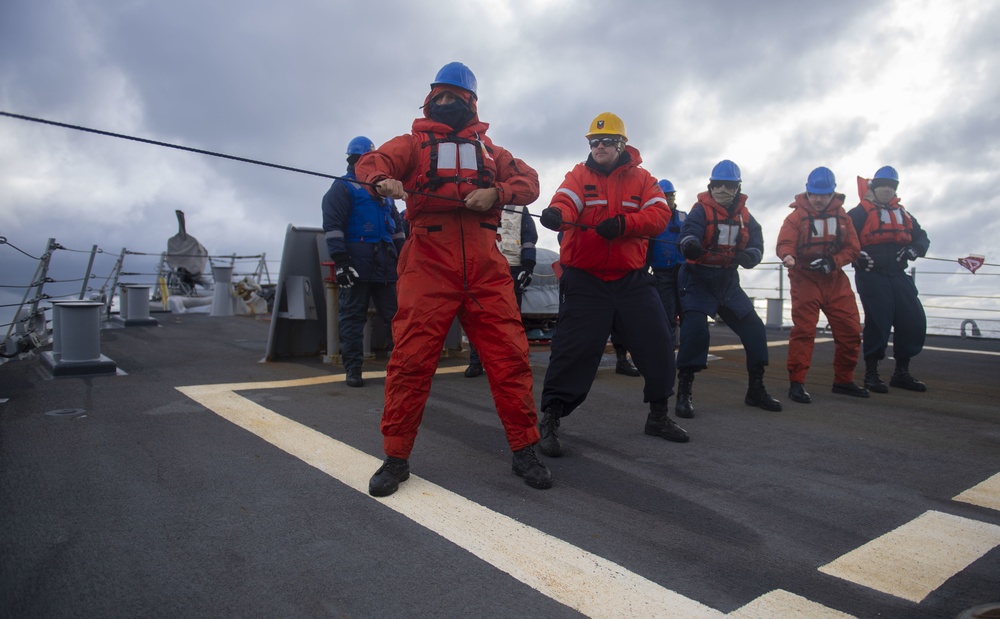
[958,254,985,274]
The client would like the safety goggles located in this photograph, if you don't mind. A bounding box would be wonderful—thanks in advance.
[710,181,739,190]
[589,137,620,148]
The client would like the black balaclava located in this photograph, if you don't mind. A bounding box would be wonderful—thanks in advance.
[428,97,475,130]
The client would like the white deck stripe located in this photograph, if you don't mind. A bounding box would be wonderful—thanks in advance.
[177,378,725,619]
[954,473,1000,512]
[729,590,856,618]
[818,510,1000,603]
[921,345,1000,357]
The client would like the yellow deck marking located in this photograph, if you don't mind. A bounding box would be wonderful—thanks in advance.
[710,338,832,352]
[177,377,726,619]
[729,590,856,618]
[954,472,1000,512]
[818,510,1000,603]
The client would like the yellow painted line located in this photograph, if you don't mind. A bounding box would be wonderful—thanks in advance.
[729,589,856,618]
[818,510,1000,603]
[191,364,465,392]
[710,338,832,352]
[176,378,726,619]
[954,473,1000,512]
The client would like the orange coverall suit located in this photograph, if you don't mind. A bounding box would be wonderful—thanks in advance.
[354,86,542,459]
[776,192,862,385]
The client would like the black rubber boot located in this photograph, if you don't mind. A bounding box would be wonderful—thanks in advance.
[832,381,870,397]
[788,381,811,404]
[368,457,410,497]
[346,368,364,388]
[538,402,564,457]
[864,358,889,393]
[644,399,690,443]
[614,346,640,377]
[745,368,782,411]
[890,359,927,392]
[511,445,553,489]
[464,362,484,378]
[675,371,695,418]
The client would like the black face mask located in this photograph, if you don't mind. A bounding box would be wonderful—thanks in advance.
[428,99,474,130]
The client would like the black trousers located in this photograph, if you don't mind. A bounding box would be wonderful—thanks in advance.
[541,267,675,416]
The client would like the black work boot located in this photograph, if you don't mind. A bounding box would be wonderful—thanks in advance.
[368,457,410,497]
[745,368,782,411]
[832,381,870,397]
[864,358,889,393]
[464,362,484,378]
[675,371,695,418]
[346,368,364,388]
[788,381,811,404]
[538,402,564,457]
[511,445,553,489]
[614,347,641,377]
[890,359,927,392]
[645,399,690,443]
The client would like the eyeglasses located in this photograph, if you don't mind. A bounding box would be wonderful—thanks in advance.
[710,181,739,190]
[589,137,620,148]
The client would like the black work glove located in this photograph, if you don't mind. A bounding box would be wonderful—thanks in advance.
[539,207,563,231]
[854,251,874,272]
[516,266,533,291]
[896,246,920,262]
[681,239,704,260]
[595,214,626,240]
[808,257,835,274]
[735,251,757,269]
[335,264,360,288]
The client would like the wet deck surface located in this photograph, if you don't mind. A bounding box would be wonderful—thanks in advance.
[1,313,998,618]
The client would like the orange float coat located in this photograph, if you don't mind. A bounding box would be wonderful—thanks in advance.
[546,145,670,281]
[354,85,541,459]
[775,192,862,384]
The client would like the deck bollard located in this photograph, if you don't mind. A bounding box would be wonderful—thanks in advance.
[41,301,117,377]
[210,266,235,317]
[114,285,159,326]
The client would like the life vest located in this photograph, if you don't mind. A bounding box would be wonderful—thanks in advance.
[791,194,848,261]
[855,176,913,247]
[415,132,497,201]
[649,210,686,268]
[343,172,398,244]
[695,193,750,267]
[497,205,523,266]
[856,201,913,247]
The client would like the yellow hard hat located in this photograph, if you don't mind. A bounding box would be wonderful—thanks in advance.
[586,112,628,141]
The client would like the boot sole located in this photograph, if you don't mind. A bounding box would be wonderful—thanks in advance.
[865,384,889,393]
[832,387,870,398]
[368,472,409,497]
[644,427,690,443]
[889,380,927,392]
[745,398,783,412]
[512,467,553,489]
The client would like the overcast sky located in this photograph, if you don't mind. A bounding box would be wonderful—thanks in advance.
[2,0,998,327]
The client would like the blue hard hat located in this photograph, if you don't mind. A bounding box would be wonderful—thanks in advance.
[805,167,836,194]
[873,165,899,182]
[658,179,676,194]
[346,136,374,155]
[710,160,741,182]
[432,62,478,97]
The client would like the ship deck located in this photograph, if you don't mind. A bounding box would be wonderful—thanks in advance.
[2,313,999,618]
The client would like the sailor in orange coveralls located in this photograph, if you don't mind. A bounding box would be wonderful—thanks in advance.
[776,167,869,404]
[354,62,551,496]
